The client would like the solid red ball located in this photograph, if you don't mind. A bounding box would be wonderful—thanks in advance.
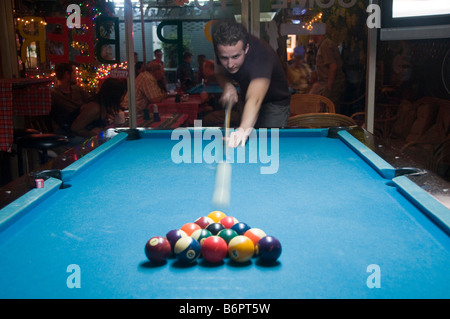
[219,216,239,229]
[145,236,171,263]
[201,236,228,263]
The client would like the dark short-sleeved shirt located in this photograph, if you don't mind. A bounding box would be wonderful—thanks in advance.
[220,35,291,106]
[50,85,91,131]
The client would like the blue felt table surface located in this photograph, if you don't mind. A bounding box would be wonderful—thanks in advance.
[0,129,449,299]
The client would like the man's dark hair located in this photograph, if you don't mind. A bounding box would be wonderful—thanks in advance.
[183,52,193,60]
[212,21,250,50]
[95,78,127,115]
[54,63,74,80]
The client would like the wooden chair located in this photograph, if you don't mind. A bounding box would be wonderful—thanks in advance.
[428,137,450,179]
[290,94,335,115]
[287,113,357,128]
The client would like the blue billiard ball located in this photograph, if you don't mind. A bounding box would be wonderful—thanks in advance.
[256,236,282,263]
[231,222,251,235]
[174,237,201,264]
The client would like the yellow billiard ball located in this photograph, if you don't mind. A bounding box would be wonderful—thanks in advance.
[228,235,254,263]
[208,211,226,223]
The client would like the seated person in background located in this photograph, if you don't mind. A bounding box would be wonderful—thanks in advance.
[50,63,91,135]
[122,61,167,120]
[309,34,345,111]
[148,60,168,95]
[287,46,312,94]
[197,54,206,84]
[176,52,195,91]
[198,60,219,115]
[135,61,145,77]
[152,49,165,72]
[70,78,127,141]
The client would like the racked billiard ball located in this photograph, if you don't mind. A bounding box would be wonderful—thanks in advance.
[174,237,201,264]
[255,236,282,263]
[217,228,238,245]
[181,222,201,236]
[207,211,226,223]
[206,222,225,235]
[244,228,266,245]
[231,222,251,235]
[165,229,187,253]
[228,235,254,263]
[145,236,171,263]
[194,216,214,229]
[191,228,212,245]
[201,236,228,263]
[219,216,239,229]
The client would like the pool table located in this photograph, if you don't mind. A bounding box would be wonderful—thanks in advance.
[0,127,449,300]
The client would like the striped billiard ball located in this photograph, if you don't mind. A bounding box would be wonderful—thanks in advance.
[228,235,254,263]
[191,228,212,245]
[165,229,187,253]
[244,228,266,246]
[194,216,215,229]
[174,237,201,264]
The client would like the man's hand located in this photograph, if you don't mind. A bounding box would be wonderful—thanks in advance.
[219,82,239,107]
[227,127,253,148]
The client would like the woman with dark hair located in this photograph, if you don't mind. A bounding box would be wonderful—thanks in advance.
[70,78,127,139]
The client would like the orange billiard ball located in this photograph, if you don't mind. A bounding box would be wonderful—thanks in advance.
[181,222,201,236]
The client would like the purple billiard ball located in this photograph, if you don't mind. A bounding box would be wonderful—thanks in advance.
[256,236,282,263]
[165,229,187,253]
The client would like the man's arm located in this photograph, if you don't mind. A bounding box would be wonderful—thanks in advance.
[227,77,270,148]
[240,77,270,130]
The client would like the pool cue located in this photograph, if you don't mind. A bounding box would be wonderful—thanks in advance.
[212,100,233,207]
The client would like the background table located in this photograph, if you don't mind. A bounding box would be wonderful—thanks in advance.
[113,113,188,130]
[156,95,202,126]
[0,128,449,299]
[0,78,52,152]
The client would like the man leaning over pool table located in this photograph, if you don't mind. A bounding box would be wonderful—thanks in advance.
[212,21,291,148]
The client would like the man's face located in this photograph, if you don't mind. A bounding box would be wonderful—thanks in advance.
[66,66,76,85]
[216,40,249,74]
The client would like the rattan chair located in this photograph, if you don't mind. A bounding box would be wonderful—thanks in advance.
[290,94,335,115]
[287,113,357,128]
[428,137,450,178]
